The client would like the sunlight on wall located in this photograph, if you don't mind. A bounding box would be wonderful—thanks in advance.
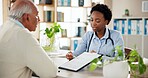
[0,0,3,26]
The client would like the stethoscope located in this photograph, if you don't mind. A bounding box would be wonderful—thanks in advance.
[86,29,115,57]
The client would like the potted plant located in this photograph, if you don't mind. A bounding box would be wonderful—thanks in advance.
[89,46,147,78]
[43,22,62,52]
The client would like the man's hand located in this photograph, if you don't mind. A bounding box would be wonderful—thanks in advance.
[66,52,73,60]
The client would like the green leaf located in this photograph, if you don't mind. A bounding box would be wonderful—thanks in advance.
[91,58,99,63]
[54,26,60,32]
[89,63,98,71]
[138,55,144,64]
[47,32,54,38]
[45,28,50,34]
[129,64,138,71]
[128,57,137,62]
[138,64,146,74]
[115,46,121,51]
[44,22,62,38]
[129,50,138,57]
[115,46,123,57]
[138,56,146,74]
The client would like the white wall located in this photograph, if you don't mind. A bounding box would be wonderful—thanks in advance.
[0,0,3,26]
[112,0,148,17]
[112,0,148,58]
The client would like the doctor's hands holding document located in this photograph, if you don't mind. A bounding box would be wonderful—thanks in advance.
[66,50,97,60]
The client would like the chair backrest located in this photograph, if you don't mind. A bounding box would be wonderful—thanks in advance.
[124,47,132,58]
[125,47,139,62]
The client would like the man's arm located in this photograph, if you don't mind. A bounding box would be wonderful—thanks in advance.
[22,31,58,78]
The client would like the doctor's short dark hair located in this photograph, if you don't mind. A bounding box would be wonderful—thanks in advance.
[90,4,112,25]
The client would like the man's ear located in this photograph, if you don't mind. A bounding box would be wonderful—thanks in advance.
[22,13,29,21]
[27,17,29,20]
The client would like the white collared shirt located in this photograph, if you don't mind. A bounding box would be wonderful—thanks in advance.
[9,18,25,28]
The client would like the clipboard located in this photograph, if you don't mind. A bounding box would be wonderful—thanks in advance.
[58,52,101,72]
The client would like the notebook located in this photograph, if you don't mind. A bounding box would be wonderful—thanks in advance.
[59,52,101,72]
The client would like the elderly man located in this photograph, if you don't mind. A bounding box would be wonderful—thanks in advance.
[0,0,57,78]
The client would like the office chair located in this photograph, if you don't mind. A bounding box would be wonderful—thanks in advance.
[124,47,132,59]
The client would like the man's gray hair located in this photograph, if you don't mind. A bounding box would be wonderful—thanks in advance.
[9,0,33,20]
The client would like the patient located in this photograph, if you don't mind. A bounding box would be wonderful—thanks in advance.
[0,0,57,78]
[66,4,124,61]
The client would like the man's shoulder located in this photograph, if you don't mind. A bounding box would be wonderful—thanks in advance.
[17,29,33,39]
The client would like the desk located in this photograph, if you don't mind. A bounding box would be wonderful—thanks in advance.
[48,50,104,78]
[32,57,103,78]
[33,50,132,78]
[32,50,104,78]
[52,58,104,78]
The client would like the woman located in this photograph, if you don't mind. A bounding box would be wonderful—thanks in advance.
[66,4,124,60]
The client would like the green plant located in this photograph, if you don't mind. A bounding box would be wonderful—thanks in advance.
[127,48,147,78]
[89,46,147,78]
[45,22,62,38]
[125,9,129,16]
[43,22,62,51]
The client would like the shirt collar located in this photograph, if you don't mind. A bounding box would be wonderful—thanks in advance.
[9,18,25,28]
[102,28,109,39]
[92,28,109,40]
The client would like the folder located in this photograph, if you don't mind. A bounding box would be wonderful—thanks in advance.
[59,52,101,72]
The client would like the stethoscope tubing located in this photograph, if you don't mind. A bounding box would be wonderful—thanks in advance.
[87,29,115,57]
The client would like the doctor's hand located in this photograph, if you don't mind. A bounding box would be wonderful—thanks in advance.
[66,52,73,61]
[90,50,96,53]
